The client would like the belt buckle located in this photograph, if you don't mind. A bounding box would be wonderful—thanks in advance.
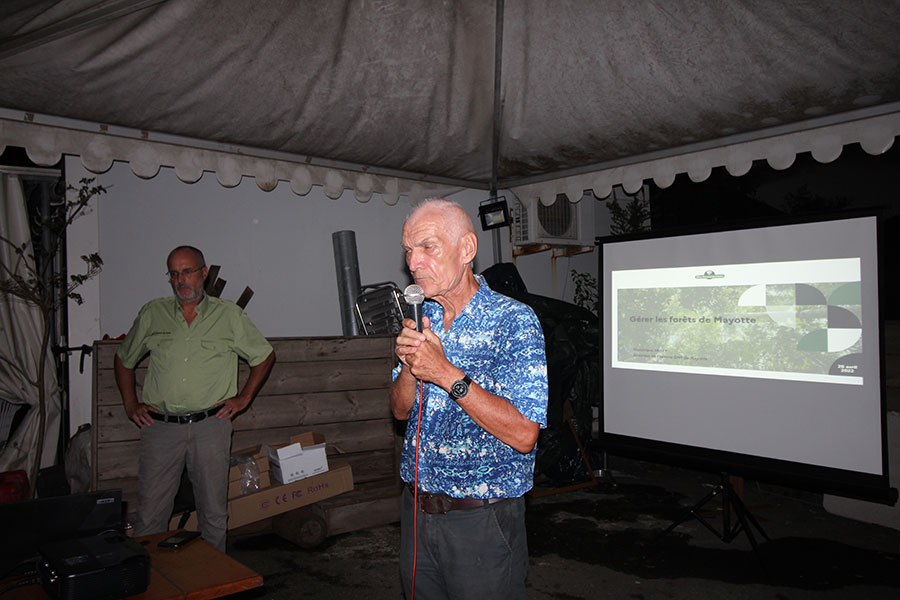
[436,495,453,514]
[417,490,453,514]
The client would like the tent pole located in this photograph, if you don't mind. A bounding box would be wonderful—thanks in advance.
[489,0,505,266]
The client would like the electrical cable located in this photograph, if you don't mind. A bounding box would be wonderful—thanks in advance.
[0,575,40,596]
[410,377,425,600]
[401,283,426,599]
[0,556,38,582]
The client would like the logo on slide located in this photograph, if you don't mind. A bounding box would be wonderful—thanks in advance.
[695,270,725,280]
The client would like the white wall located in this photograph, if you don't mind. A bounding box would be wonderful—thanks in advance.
[65,158,605,435]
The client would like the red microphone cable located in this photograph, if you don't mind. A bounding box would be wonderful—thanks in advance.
[401,284,426,599]
[410,377,425,600]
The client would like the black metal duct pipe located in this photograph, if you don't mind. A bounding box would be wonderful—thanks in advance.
[332,230,362,336]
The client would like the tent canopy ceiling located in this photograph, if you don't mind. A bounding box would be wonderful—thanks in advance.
[1,0,899,203]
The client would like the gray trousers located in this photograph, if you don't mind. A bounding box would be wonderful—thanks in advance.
[133,416,232,551]
[400,486,528,600]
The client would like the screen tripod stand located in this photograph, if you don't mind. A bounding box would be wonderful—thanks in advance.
[659,472,770,559]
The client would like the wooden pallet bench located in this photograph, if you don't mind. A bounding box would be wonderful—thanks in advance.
[92,335,403,546]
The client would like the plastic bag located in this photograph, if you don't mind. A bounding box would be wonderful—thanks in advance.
[230,454,262,495]
[65,424,93,493]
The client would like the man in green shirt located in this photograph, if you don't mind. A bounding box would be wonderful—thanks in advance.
[114,245,274,551]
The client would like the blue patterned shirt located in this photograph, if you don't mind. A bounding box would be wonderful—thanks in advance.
[392,275,548,498]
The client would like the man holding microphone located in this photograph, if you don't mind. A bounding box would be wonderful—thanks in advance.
[391,199,548,599]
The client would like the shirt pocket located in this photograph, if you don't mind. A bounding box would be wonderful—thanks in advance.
[145,336,175,373]
[145,334,173,351]
[197,340,231,366]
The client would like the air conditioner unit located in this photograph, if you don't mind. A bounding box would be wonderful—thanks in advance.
[511,193,595,247]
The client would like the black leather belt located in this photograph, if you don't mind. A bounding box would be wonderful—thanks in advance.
[407,482,506,514]
[148,405,221,424]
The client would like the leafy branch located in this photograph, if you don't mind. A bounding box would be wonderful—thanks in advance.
[571,270,599,317]
[606,189,651,236]
[0,177,106,495]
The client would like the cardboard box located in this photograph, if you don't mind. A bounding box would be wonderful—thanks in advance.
[268,432,328,484]
[170,462,354,531]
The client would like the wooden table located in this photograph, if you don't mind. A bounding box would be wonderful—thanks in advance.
[4,531,263,600]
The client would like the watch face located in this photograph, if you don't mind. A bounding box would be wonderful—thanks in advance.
[451,379,469,399]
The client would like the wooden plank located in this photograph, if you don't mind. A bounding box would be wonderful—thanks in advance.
[94,335,394,370]
[333,449,397,485]
[98,476,140,497]
[92,346,101,491]
[95,372,391,410]
[318,478,403,509]
[99,444,397,487]
[232,390,391,431]
[210,277,227,297]
[103,450,398,517]
[272,478,402,546]
[95,377,144,408]
[242,358,392,395]
[263,336,394,363]
[203,265,221,295]
[94,358,392,405]
[96,440,138,481]
[235,286,254,309]
[232,420,398,455]
[96,404,139,443]
[323,494,401,537]
[98,420,399,481]
[94,341,144,371]
[97,389,392,443]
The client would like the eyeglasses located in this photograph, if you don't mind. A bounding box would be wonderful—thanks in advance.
[166,265,205,280]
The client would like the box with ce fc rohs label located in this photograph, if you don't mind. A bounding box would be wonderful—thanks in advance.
[170,462,354,532]
[169,433,353,531]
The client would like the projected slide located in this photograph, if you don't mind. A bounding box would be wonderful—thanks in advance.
[601,216,889,494]
[612,258,863,384]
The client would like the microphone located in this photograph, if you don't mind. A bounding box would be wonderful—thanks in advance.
[403,284,425,332]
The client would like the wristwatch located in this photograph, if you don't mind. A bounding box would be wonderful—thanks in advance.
[449,374,472,400]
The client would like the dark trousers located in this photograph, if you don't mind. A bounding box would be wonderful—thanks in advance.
[400,486,528,600]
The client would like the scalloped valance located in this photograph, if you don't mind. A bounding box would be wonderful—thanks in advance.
[3,108,897,206]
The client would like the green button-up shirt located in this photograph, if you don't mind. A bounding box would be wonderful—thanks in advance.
[116,294,273,414]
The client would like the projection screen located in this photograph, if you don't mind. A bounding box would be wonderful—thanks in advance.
[598,214,895,504]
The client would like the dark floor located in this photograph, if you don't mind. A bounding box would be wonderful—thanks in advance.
[225,457,899,599]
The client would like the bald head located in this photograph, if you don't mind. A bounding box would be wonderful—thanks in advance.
[402,198,479,302]
[167,245,205,267]
[406,199,474,246]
